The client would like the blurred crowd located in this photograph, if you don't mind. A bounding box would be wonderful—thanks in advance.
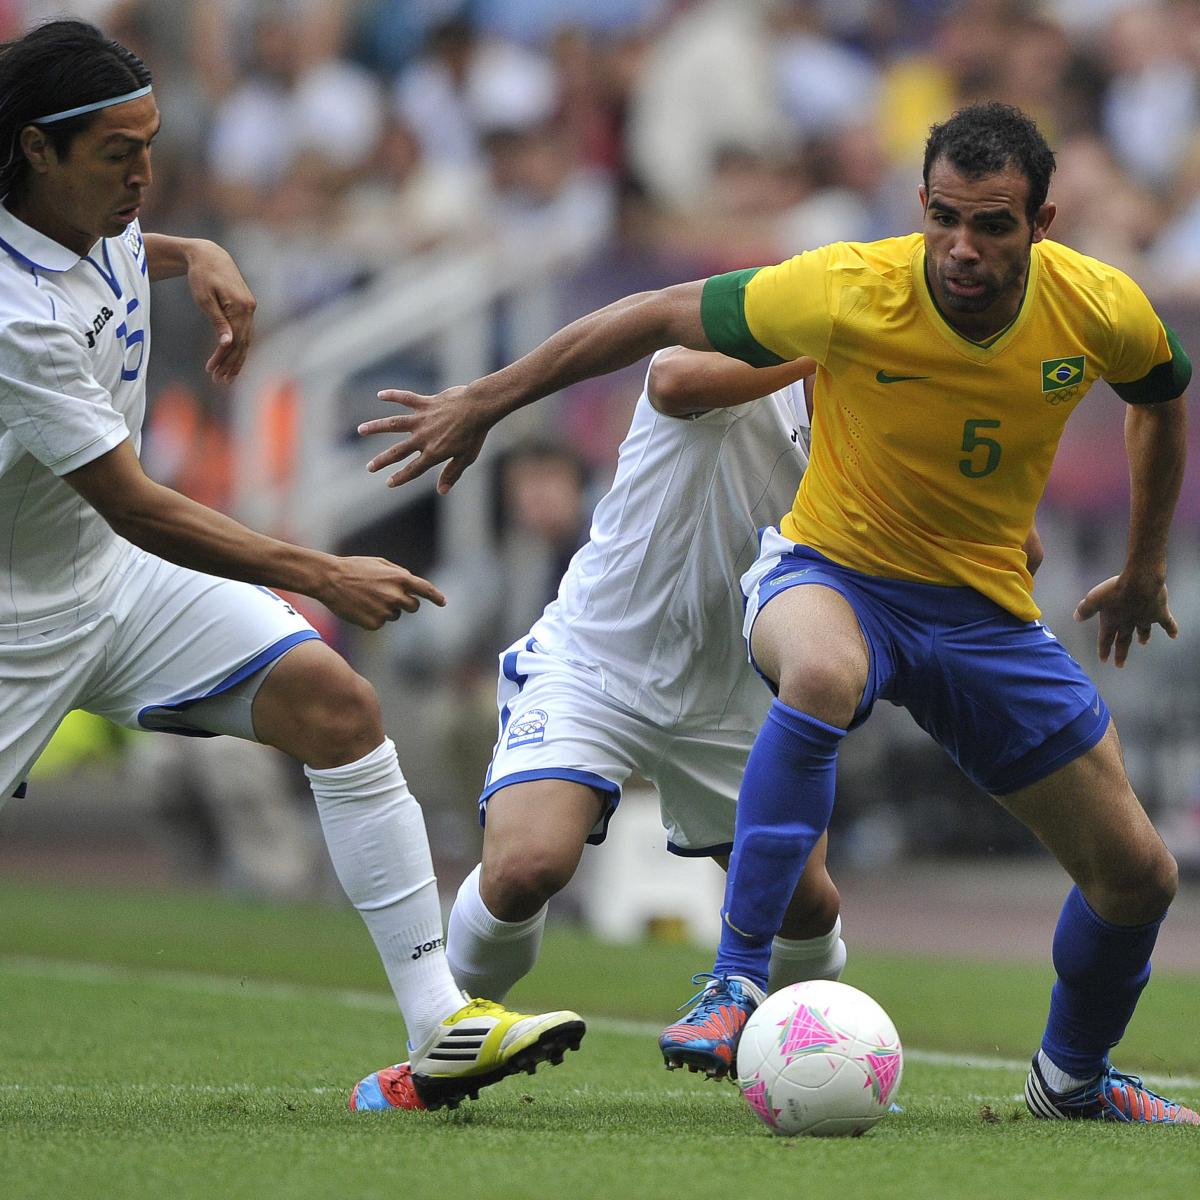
[5,0,1192,508]
[7,0,1200,886]
[5,1,1197,354]
[3,1,1193,472]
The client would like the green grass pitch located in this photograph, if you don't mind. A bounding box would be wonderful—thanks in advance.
[1,880,1197,1199]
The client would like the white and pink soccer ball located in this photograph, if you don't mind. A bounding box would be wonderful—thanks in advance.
[736,980,903,1137]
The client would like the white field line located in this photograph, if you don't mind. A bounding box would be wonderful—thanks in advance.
[4,955,1199,1092]
[0,1081,756,1102]
[0,1082,343,1096]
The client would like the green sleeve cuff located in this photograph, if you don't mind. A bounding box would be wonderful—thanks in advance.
[1111,323,1192,405]
[700,269,788,367]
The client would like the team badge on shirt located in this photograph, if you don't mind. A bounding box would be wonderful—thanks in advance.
[508,708,549,749]
[121,221,144,260]
[1041,356,1085,392]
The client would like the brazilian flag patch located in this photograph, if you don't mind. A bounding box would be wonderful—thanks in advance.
[1041,355,1085,392]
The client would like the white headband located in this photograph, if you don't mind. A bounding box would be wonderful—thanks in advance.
[32,85,152,125]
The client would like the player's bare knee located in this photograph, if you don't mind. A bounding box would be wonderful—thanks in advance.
[1087,843,1177,924]
[1140,846,1178,914]
[775,656,860,728]
[256,643,385,765]
[779,874,841,939]
[481,844,572,921]
[294,666,384,767]
[318,671,383,759]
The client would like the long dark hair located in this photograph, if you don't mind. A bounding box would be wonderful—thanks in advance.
[0,20,152,201]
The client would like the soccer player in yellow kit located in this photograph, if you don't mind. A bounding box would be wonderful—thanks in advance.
[362,103,1195,1123]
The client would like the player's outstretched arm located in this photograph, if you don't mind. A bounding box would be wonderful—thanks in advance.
[359,281,710,493]
[1074,395,1186,666]
[647,350,816,417]
[64,440,444,630]
[143,233,255,383]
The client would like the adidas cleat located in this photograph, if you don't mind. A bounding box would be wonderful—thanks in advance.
[350,998,586,1113]
[349,1062,426,1112]
[1025,1054,1200,1124]
[659,972,765,1080]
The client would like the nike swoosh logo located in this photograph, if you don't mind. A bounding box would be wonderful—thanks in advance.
[876,370,931,384]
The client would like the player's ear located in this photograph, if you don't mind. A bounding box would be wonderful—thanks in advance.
[18,125,54,173]
[917,183,928,211]
[1031,201,1056,243]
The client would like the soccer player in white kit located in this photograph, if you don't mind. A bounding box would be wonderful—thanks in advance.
[451,350,850,1000]
[353,349,847,1098]
[0,19,582,1113]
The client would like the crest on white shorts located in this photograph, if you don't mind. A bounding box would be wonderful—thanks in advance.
[507,708,549,749]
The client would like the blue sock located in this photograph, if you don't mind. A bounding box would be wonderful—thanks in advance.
[714,699,844,988]
[1040,885,1164,1079]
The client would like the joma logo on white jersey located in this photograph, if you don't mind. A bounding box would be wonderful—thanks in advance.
[84,305,114,349]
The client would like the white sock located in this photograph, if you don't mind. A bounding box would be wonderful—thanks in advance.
[767,915,847,993]
[1037,1049,1096,1093]
[305,739,465,1048]
[446,863,547,1002]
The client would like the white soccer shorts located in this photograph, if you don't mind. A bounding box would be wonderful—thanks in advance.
[2,547,318,803]
[481,638,762,856]
[740,526,799,647]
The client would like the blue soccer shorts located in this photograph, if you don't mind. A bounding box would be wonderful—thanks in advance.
[741,531,1110,795]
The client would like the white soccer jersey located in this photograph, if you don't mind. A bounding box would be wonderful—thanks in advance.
[0,205,150,633]
[529,357,809,730]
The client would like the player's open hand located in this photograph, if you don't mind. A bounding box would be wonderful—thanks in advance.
[183,241,256,383]
[359,386,492,494]
[318,555,447,630]
[1074,573,1178,667]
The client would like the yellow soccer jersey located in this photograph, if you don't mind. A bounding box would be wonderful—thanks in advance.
[700,233,1190,620]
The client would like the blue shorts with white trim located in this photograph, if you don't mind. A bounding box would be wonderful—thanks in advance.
[745,541,1110,795]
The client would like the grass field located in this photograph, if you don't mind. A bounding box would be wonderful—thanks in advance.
[2,879,1198,1200]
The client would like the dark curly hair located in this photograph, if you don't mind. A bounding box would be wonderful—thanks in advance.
[923,102,1056,223]
[0,20,152,202]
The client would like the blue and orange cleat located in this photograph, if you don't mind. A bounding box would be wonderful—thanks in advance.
[1025,1055,1200,1124]
[659,972,766,1080]
[349,1062,426,1112]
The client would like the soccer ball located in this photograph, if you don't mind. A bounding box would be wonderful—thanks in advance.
[736,979,903,1137]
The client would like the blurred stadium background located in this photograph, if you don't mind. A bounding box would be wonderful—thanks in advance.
[4,0,1200,959]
